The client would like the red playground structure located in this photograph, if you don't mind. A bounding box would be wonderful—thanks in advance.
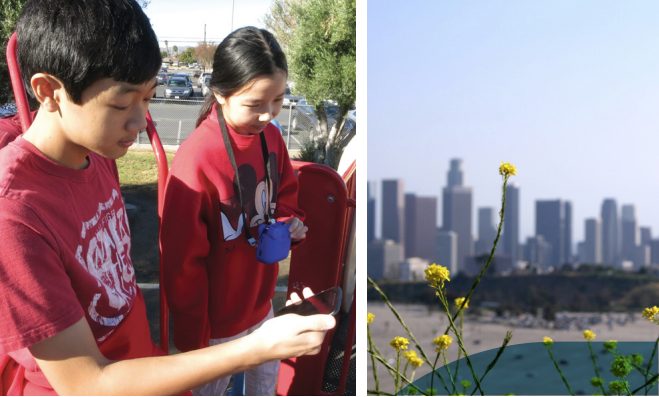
[5,32,356,396]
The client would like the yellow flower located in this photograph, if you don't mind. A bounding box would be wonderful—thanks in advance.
[410,357,424,367]
[455,297,469,309]
[499,162,517,177]
[433,335,453,351]
[425,264,451,288]
[402,350,418,361]
[543,336,553,346]
[390,336,409,352]
[583,330,596,341]
[642,306,659,322]
[367,313,374,324]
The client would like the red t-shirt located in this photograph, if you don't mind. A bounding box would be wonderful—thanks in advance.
[161,105,305,351]
[0,137,163,395]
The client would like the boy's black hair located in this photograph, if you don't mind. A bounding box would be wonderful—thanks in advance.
[196,27,288,127]
[16,0,161,104]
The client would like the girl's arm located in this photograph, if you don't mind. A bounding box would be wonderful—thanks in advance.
[30,312,335,396]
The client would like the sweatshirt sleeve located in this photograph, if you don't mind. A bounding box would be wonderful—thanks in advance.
[160,172,212,352]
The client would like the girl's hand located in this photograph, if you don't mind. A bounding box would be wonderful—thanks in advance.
[284,217,308,241]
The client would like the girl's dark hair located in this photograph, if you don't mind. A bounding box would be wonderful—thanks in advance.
[196,27,288,127]
[17,0,161,104]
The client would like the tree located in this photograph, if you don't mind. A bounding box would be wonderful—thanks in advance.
[264,0,356,169]
[194,42,217,71]
[164,40,169,58]
[172,45,178,57]
[1,0,151,108]
[160,50,168,59]
[179,47,196,64]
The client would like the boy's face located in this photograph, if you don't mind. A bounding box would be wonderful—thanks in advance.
[215,71,287,135]
[56,77,157,166]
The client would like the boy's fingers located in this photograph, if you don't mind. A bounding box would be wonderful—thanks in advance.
[289,292,301,303]
[302,287,313,299]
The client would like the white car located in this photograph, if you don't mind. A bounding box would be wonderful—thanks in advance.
[198,72,211,87]
[201,75,212,96]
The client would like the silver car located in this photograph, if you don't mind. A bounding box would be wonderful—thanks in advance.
[164,77,192,100]
[201,75,212,96]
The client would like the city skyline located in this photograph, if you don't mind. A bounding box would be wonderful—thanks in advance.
[368,1,659,250]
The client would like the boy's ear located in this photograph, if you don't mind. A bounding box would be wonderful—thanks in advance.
[30,73,65,112]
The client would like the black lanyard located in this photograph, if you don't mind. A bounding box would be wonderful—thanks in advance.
[216,106,274,247]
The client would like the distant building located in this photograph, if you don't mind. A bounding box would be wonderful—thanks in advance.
[621,204,639,263]
[404,194,437,262]
[367,239,404,280]
[535,200,569,268]
[476,207,496,255]
[601,199,619,266]
[564,201,572,263]
[402,257,431,281]
[381,180,405,248]
[464,253,513,276]
[641,227,652,246]
[584,218,602,264]
[650,239,659,265]
[441,159,473,272]
[502,184,520,265]
[525,235,553,270]
[436,230,457,276]
[367,182,376,244]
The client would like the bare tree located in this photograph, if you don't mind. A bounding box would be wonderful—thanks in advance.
[194,42,217,71]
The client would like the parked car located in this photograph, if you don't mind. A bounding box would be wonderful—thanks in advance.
[164,77,193,100]
[291,100,356,136]
[201,75,212,96]
[156,73,168,85]
[161,66,168,72]
[173,73,194,94]
[193,70,200,78]
[198,72,211,87]
[283,87,303,106]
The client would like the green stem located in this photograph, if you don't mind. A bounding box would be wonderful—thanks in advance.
[545,345,575,395]
[395,351,401,395]
[453,311,463,394]
[470,331,513,396]
[367,390,395,396]
[644,333,659,396]
[443,178,509,336]
[441,349,457,394]
[631,374,659,395]
[368,324,381,394]
[429,352,451,396]
[587,340,607,396]
[368,349,427,395]
[438,288,484,396]
[622,376,632,396]
[368,276,432,366]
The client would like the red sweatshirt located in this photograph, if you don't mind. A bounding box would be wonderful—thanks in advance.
[161,105,304,352]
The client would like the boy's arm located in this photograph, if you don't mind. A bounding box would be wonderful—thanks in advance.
[30,310,334,395]
[161,174,212,352]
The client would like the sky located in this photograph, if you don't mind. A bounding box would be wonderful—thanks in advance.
[142,0,272,49]
[367,0,659,249]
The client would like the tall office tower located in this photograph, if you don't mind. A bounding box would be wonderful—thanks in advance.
[563,201,572,263]
[535,200,564,268]
[436,230,457,276]
[650,239,659,265]
[476,207,496,254]
[502,184,520,265]
[404,194,437,262]
[641,227,652,246]
[584,218,602,264]
[367,182,376,244]
[367,239,404,280]
[381,179,405,248]
[621,204,639,262]
[601,199,619,266]
[447,159,464,187]
[442,159,473,272]
[525,235,553,269]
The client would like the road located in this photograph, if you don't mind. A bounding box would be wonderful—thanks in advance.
[143,68,309,150]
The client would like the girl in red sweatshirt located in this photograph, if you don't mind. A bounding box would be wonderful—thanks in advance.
[160,27,307,396]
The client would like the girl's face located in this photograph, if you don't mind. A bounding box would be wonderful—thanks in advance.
[215,71,287,135]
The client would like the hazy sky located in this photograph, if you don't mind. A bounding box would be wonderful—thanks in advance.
[143,0,271,49]
[368,0,659,249]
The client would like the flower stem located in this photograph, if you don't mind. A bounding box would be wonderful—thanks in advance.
[452,311,464,394]
[441,349,457,394]
[545,345,575,395]
[395,351,401,395]
[429,352,450,396]
[470,331,513,395]
[442,178,509,336]
[644,333,659,396]
[587,340,607,396]
[368,349,427,395]
[368,324,381,394]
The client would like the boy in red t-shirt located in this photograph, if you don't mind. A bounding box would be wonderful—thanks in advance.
[0,1,334,395]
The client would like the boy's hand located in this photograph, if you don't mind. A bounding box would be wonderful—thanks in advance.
[284,217,308,241]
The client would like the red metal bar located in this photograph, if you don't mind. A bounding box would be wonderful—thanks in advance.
[145,112,170,353]
[6,32,33,131]
[324,288,356,396]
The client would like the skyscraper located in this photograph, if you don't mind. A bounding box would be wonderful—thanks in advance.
[584,218,602,264]
[404,194,437,262]
[367,239,404,280]
[535,200,569,268]
[621,204,639,262]
[601,199,619,266]
[381,179,405,248]
[367,182,375,244]
[436,230,457,276]
[476,207,496,255]
[502,184,520,265]
[563,201,572,263]
[441,159,473,273]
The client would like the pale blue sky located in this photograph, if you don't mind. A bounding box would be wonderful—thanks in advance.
[143,0,271,49]
[368,0,659,248]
